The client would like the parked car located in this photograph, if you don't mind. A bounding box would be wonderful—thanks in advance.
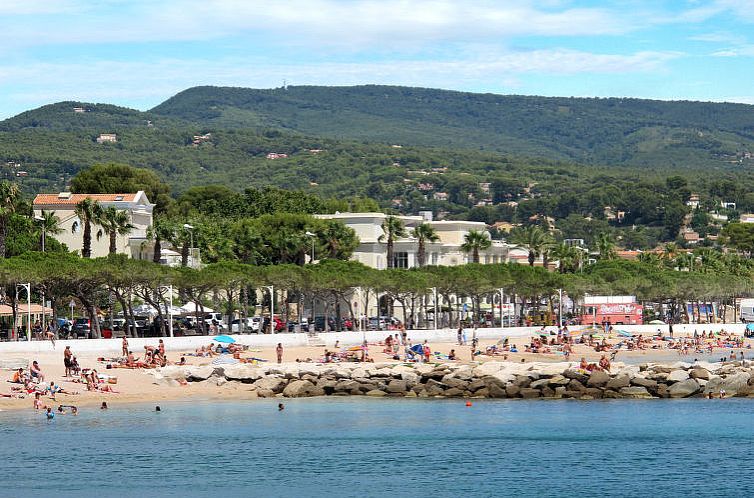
[231,317,261,333]
[287,318,309,333]
[71,317,104,339]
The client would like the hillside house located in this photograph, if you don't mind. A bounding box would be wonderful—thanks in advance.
[266,153,288,160]
[96,133,117,144]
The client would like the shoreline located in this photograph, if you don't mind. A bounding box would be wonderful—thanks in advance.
[3,330,752,412]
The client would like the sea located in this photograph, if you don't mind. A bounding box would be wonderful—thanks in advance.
[2,397,753,497]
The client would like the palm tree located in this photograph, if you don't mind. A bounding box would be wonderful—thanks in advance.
[412,223,439,267]
[510,226,551,266]
[695,247,721,273]
[74,198,102,258]
[461,230,492,263]
[36,210,62,251]
[146,216,176,263]
[550,242,578,273]
[96,206,135,255]
[378,216,407,268]
[595,233,617,260]
[320,220,359,260]
[662,242,679,261]
[0,181,20,258]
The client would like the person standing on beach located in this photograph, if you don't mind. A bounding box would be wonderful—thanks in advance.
[122,336,129,357]
[276,343,283,363]
[63,346,72,377]
[457,326,463,345]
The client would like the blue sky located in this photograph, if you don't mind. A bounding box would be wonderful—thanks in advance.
[2,0,754,118]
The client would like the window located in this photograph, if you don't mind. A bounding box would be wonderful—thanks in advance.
[393,252,409,268]
[431,252,439,265]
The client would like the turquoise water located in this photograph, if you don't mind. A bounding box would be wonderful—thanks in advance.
[2,398,753,497]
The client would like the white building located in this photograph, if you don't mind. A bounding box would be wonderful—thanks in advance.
[314,212,509,269]
[33,191,154,258]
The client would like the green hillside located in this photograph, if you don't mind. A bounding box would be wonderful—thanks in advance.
[3,89,754,248]
[151,85,754,168]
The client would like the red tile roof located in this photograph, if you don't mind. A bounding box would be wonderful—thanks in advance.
[33,193,138,206]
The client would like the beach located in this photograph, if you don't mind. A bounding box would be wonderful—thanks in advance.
[2,327,752,411]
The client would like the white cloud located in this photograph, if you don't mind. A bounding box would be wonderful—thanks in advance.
[0,0,634,51]
[712,44,754,56]
[0,0,79,15]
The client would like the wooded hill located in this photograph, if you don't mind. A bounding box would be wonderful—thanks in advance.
[152,85,754,168]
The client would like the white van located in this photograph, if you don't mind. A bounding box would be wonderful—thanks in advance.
[740,299,754,322]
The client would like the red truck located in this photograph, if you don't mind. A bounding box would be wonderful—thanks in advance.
[580,296,643,325]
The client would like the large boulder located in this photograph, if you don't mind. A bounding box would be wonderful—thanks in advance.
[423,379,447,396]
[472,362,504,377]
[530,378,551,390]
[563,369,589,384]
[443,387,465,397]
[547,375,570,386]
[519,388,541,399]
[619,386,653,399]
[400,371,420,385]
[334,380,362,395]
[631,376,658,389]
[156,366,188,381]
[667,370,689,383]
[386,379,408,393]
[186,366,215,382]
[689,368,710,380]
[706,372,752,396]
[253,376,287,393]
[667,378,700,398]
[587,370,610,387]
[486,383,506,398]
[442,377,470,390]
[223,365,264,382]
[283,380,325,398]
[365,389,386,397]
[484,371,516,388]
[606,375,630,390]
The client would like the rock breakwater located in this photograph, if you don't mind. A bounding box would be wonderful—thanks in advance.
[151,360,754,399]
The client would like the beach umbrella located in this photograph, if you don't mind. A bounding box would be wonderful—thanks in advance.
[214,335,236,344]
[649,320,666,325]
[616,330,633,338]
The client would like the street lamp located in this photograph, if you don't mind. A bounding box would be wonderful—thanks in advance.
[266,285,275,334]
[305,231,316,263]
[15,283,31,341]
[498,288,505,328]
[183,224,194,267]
[429,287,438,330]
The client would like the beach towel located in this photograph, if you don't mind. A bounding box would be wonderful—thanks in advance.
[212,356,239,365]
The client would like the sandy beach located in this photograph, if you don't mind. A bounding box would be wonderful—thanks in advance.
[2,330,751,412]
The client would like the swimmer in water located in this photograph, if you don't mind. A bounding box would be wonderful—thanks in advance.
[101,402,108,410]
[45,407,54,420]
[278,403,285,411]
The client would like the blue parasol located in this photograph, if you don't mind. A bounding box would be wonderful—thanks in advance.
[214,335,236,344]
